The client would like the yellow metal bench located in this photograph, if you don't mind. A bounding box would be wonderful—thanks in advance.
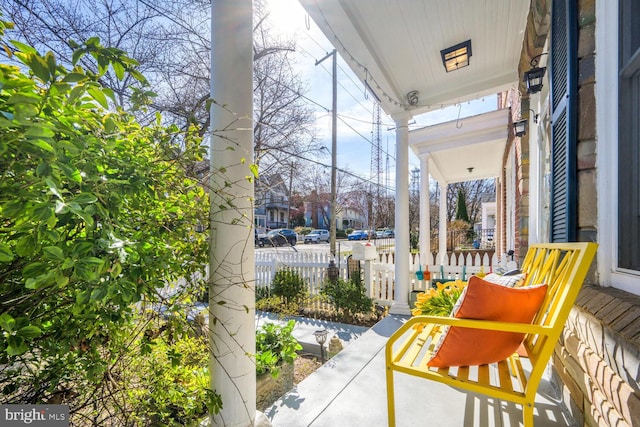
[385,242,597,427]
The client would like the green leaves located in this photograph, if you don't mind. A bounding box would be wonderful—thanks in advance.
[1,27,211,414]
[42,246,64,262]
[0,243,13,262]
[0,314,43,356]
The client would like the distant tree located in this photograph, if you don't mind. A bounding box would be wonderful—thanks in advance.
[446,180,495,225]
[455,189,470,222]
[2,0,322,175]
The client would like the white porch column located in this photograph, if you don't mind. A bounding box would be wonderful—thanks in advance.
[390,113,411,315]
[210,1,255,426]
[438,182,448,266]
[419,155,431,266]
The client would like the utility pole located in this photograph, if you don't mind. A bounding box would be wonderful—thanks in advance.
[287,161,294,227]
[316,49,337,257]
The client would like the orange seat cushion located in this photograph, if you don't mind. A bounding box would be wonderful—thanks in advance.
[427,275,547,367]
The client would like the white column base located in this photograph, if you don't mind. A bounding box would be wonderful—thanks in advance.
[389,302,411,316]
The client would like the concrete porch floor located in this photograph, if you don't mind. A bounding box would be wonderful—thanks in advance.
[265,315,577,427]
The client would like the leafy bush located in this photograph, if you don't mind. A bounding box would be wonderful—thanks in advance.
[255,295,301,318]
[410,231,419,250]
[0,22,218,421]
[297,227,313,236]
[256,320,302,378]
[125,333,219,426]
[321,271,373,320]
[272,268,306,305]
[336,229,347,238]
[256,285,271,301]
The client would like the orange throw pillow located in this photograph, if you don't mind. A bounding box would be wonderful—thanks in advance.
[427,275,547,367]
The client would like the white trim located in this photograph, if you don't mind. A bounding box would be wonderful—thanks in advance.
[505,150,515,253]
[596,0,640,295]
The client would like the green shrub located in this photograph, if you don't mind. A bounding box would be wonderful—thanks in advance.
[0,24,217,419]
[272,268,306,305]
[321,271,373,320]
[256,285,271,301]
[410,231,419,250]
[297,227,313,235]
[124,333,220,425]
[256,320,302,378]
[255,295,301,317]
[336,229,347,238]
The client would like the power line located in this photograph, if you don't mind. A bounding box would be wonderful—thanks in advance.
[271,146,396,193]
[337,116,396,161]
[296,43,374,115]
[254,68,396,160]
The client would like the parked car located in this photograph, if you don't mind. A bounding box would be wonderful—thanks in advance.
[304,229,330,244]
[347,230,368,240]
[259,228,297,246]
[382,229,395,238]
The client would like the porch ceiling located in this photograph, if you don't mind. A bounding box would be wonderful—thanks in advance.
[298,0,530,117]
[409,108,509,184]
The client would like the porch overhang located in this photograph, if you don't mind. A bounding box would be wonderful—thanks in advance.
[297,0,530,117]
[409,108,509,184]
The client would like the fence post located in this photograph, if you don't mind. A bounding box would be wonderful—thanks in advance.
[270,258,279,282]
[363,259,374,298]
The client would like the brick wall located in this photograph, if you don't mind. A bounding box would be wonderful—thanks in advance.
[554,287,640,426]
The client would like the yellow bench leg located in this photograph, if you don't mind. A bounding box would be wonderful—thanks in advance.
[386,366,396,427]
[523,403,534,427]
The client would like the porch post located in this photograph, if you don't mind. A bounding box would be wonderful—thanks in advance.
[390,112,411,315]
[439,182,448,266]
[419,155,431,266]
[210,1,256,426]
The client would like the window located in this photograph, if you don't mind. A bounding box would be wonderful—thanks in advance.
[618,0,640,271]
[598,0,640,294]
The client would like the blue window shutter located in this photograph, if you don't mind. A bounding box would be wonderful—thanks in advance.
[549,0,578,242]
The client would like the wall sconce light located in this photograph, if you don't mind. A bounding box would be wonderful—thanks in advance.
[440,40,472,72]
[513,119,527,137]
[523,53,548,94]
[512,109,538,137]
[407,90,419,106]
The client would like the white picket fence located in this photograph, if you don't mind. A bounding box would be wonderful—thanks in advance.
[255,252,338,304]
[256,250,504,307]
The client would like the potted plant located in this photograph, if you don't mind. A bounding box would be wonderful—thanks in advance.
[255,320,302,410]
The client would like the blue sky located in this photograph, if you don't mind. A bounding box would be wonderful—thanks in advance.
[267,0,498,190]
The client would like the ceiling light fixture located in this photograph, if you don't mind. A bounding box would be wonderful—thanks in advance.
[440,40,472,73]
